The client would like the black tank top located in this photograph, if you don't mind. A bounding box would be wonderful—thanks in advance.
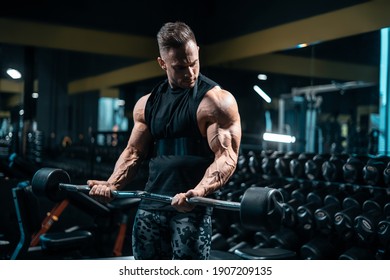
[141,74,218,211]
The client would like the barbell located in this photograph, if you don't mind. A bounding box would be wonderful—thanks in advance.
[31,167,285,231]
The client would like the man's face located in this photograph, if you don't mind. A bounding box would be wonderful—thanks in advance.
[158,40,200,89]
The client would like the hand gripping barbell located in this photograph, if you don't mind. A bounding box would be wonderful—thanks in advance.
[31,167,285,231]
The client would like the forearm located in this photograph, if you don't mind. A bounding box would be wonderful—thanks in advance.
[107,146,144,190]
[194,146,238,196]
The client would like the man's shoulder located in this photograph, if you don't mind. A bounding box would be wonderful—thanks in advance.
[204,86,235,104]
[136,93,151,107]
[133,93,151,122]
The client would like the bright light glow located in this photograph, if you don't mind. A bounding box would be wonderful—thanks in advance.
[6,68,22,79]
[253,85,271,103]
[258,74,268,80]
[32,92,39,98]
[19,109,24,116]
[297,43,308,48]
[116,99,125,106]
[379,27,389,154]
[263,132,296,143]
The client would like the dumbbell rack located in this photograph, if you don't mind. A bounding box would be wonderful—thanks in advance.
[211,150,390,260]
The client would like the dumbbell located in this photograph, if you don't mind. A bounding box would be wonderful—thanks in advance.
[289,152,316,179]
[322,154,349,182]
[268,227,301,251]
[211,233,230,251]
[227,179,272,205]
[215,170,255,197]
[282,198,304,229]
[377,202,390,250]
[213,185,237,201]
[282,198,304,228]
[300,235,339,260]
[237,153,249,173]
[354,193,388,244]
[252,226,273,249]
[296,187,326,233]
[31,168,285,232]
[226,182,254,202]
[213,179,253,228]
[334,190,370,241]
[276,182,300,202]
[211,217,253,252]
[338,246,376,260]
[314,189,347,234]
[247,150,262,175]
[383,162,390,187]
[226,223,254,253]
[274,152,299,178]
[290,182,312,202]
[343,155,370,184]
[305,154,331,181]
[281,183,312,228]
[362,156,390,187]
[261,151,284,177]
[260,150,275,159]
[204,173,250,201]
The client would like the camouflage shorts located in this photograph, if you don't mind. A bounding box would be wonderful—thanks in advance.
[132,209,212,260]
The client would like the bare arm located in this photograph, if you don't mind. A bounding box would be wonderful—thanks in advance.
[171,87,241,211]
[195,88,241,195]
[88,94,153,200]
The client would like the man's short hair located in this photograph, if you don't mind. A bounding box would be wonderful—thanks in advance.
[157,22,197,53]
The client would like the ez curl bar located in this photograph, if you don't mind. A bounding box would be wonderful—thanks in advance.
[31,167,285,230]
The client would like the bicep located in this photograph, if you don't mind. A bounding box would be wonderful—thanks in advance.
[206,92,241,158]
[126,121,153,155]
[125,94,153,156]
[205,111,241,183]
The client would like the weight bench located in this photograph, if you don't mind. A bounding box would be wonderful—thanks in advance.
[11,180,139,258]
[11,181,95,259]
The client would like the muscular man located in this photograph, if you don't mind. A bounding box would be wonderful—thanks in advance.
[87,21,241,260]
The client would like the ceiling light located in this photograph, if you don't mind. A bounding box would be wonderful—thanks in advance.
[253,85,271,103]
[6,68,22,79]
[263,132,296,143]
[32,92,39,98]
[258,74,268,81]
[297,43,308,48]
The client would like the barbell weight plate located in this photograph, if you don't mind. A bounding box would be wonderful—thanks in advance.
[240,186,284,231]
[31,168,71,202]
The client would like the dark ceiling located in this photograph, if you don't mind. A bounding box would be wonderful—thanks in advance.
[0,0,369,43]
[0,0,388,110]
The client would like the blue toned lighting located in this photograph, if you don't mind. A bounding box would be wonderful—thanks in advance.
[379,27,390,154]
[263,132,296,144]
[253,85,271,103]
